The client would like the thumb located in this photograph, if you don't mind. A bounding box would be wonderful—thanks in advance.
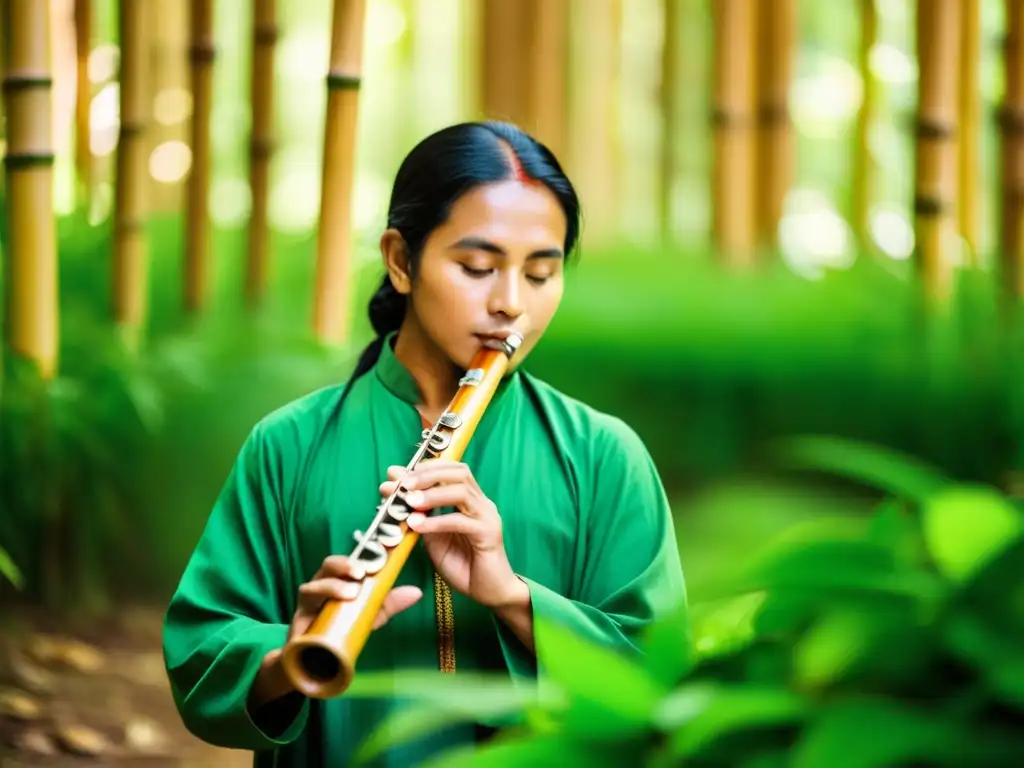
[372,585,424,630]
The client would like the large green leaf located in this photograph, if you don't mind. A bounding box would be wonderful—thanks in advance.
[662,683,808,759]
[641,599,696,683]
[353,693,534,765]
[420,734,618,768]
[345,668,547,757]
[0,545,23,588]
[922,486,1024,583]
[769,436,949,502]
[867,497,927,567]
[944,611,1024,707]
[791,699,966,768]
[727,538,942,603]
[792,605,913,690]
[534,616,668,737]
[689,593,763,660]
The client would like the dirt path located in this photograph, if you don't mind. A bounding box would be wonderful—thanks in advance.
[0,605,252,767]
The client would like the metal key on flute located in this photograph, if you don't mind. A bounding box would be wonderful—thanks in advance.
[279,331,523,699]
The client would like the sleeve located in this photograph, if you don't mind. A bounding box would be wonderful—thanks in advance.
[161,421,311,750]
[495,415,689,682]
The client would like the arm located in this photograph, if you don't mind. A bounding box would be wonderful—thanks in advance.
[494,416,688,680]
[162,422,309,750]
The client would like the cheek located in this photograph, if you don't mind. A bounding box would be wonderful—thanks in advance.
[528,281,564,323]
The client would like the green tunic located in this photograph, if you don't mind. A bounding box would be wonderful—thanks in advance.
[162,335,687,766]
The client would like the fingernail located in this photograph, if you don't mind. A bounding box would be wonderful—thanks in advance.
[405,490,424,507]
[339,581,362,600]
[407,512,426,528]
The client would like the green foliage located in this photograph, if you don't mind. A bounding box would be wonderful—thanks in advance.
[0,544,22,589]
[354,439,1024,766]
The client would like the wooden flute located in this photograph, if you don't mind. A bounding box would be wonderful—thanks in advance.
[279,331,524,699]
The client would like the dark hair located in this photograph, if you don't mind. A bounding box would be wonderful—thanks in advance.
[349,120,582,381]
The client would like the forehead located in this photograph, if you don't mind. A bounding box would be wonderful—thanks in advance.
[440,181,567,246]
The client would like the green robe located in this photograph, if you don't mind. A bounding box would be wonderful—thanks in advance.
[162,335,688,766]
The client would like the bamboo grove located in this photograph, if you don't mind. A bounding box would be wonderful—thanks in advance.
[0,1,1019,384]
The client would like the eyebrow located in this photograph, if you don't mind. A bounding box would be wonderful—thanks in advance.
[449,236,564,260]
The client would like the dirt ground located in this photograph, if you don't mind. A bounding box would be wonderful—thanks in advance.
[0,605,252,767]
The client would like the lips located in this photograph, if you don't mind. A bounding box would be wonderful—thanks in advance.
[474,329,518,342]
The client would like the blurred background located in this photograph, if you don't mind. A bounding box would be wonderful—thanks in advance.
[1,0,1023,763]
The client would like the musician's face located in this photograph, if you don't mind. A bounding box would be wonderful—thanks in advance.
[386,179,568,371]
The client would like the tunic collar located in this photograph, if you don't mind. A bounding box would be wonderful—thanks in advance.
[374,331,520,411]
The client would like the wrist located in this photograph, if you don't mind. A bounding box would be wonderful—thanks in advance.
[491,573,531,614]
[250,649,295,709]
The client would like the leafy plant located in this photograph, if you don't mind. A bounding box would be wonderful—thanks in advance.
[0,544,23,589]
[347,438,1024,767]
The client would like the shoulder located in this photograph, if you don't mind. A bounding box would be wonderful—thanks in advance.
[520,373,652,468]
[243,381,354,459]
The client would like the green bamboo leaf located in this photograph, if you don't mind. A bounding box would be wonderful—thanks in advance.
[640,600,696,684]
[922,486,1024,583]
[0,545,23,589]
[728,538,941,602]
[793,608,877,689]
[867,498,927,566]
[664,684,807,758]
[535,616,668,735]
[771,436,948,502]
[791,700,966,768]
[420,734,615,768]
[944,612,1024,707]
[352,690,536,765]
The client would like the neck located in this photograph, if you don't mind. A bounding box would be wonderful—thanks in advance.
[391,317,461,421]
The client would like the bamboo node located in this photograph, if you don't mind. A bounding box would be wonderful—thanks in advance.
[996,105,1024,134]
[254,26,279,45]
[914,118,956,140]
[118,122,146,137]
[710,106,753,128]
[3,153,56,169]
[913,194,951,217]
[757,102,791,126]
[2,76,55,92]
[250,138,276,159]
[326,73,362,91]
[188,43,217,63]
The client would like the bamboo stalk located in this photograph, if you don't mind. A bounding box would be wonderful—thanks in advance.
[711,0,757,266]
[113,0,150,350]
[958,0,980,264]
[913,0,961,306]
[184,0,214,314]
[479,0,529,125]
[246,0,276,311]
[74,0,92,207]
[312,0,368,345]
[526,0,569,158]
[2,0,59,378]
[659,0,680,243]
[756,0,796,249]
[1002,0,1024,302]
[566,0,621,248]
[851,0,878,250]
[148,0,190,214]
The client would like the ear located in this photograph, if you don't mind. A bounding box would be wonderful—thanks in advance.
[380,229,412,295]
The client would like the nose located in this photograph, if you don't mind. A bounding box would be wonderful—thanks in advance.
[487,270,525,320]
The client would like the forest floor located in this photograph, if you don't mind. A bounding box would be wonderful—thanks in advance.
[0,604,251,767]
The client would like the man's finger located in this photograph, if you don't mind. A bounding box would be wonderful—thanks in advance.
[315,555,366,581]
[407,510,480,536]
[372,585,424,629]
[298,577,361,608]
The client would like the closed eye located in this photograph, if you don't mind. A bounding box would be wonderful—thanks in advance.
[461,264,493,278]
